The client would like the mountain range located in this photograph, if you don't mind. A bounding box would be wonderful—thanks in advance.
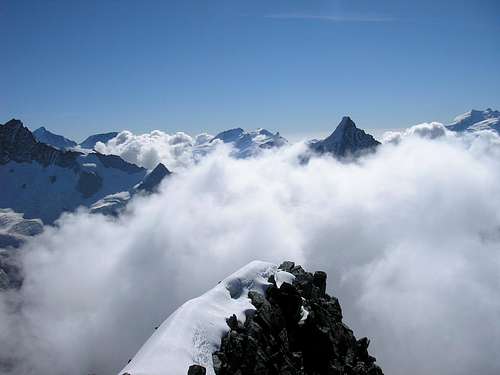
[0,119,169,224]
[1,108,498,230]
[32,126,119,151]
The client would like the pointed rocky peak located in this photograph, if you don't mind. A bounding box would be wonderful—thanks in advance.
[328,116,357,139]
[310,116,380,158]
[1,119,37,151]
[2,119,24,129]
[135,162,172,193]
[1,118,82,167]
[33,126,77,149]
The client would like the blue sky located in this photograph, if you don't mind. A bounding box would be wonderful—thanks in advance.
[1,0,499,140]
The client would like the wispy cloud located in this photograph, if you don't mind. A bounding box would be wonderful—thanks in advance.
[265,13,394,23]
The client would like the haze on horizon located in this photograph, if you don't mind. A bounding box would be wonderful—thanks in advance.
[1,0,500,140]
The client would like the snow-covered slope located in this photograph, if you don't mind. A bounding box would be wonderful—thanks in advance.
[210,128,287,158]
[120,261,277,375]
[80,131,119,149]
[446,108,500,133]
[0,208,43,249]
[89,163,172,216]
[310,116,380,157]
[0,119,149,223]
[33,126,77,149]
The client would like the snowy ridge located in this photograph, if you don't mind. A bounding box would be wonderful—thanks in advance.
[32,127,77,149]
[79,132,119,150]
[120,261,277,375]
[447,108,500,133]
[211,128,287,158]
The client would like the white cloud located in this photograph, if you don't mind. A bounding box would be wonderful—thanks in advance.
[2,131,500,375]
[94,130,215,171]
[382,121,448,143]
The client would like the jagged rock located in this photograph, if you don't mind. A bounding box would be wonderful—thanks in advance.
[310,116,380,158]
[187,364,206,374]
[0,119,80,167]
[213,262,383,375]
[135,163,171,193]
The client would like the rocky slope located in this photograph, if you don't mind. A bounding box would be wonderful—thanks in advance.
[310,117,380,158]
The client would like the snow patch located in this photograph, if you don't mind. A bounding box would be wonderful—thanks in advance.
[275,270,295,288]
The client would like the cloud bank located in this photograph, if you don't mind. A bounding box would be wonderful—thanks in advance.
[2,125,500,375]
[94,130,214,171]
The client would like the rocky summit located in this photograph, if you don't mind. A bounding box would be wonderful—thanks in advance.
[310,117,380,158]
[208,261,383,375]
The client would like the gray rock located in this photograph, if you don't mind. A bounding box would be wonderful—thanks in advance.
[213,263,384,375]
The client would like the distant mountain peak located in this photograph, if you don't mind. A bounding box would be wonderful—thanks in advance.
[79,132,119,149]
[211,127,287,158]
[33,126,77,149]
[211,128,245,143]
[3,119,24,130]
[447,108,500,133]
[135,162,171,193]
[310,116,380,158]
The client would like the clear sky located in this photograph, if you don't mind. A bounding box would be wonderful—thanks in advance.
[1,0,499,141]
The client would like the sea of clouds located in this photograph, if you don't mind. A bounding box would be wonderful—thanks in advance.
[1,123,500,375]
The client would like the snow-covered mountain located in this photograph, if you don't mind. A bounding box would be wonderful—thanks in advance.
[80,131,119,150]
[0,119,166,223]
[89,163,171,216]
[210,128,287,158]
[310,116,380,157]
[446,108,500,133]
[121,261,383,375]
[32,126,77,149]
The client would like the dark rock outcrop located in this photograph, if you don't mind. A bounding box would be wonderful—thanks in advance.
[212,261,383,375]
[310,117,380,158]
[0,119,81,168]
[187,364,207,375]
[136,163,171,193]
